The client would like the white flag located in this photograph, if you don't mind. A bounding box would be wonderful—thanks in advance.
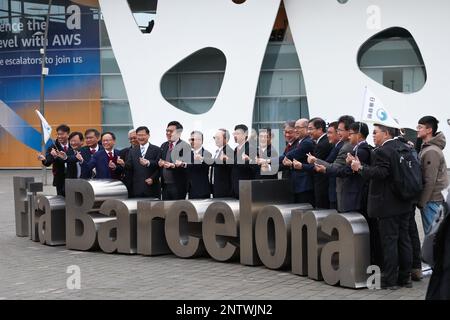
[35,110,52,143]
[361,86,401,129]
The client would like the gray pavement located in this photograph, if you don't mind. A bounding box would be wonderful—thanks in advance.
[0,170,430,300]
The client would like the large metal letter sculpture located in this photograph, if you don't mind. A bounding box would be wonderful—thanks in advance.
[165,199,213,258]
[320,213,370,288]
[291,209,337,280]
[35,195,66,246]
[98,199,146,254]
[13,176,34,236]
[255,204,306,270]
[202,200,240,262]
[65,179,128,250]
[240,179,293,265]
[137,200,173,256]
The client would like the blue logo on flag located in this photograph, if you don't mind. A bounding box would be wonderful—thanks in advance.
[376,108,388,121]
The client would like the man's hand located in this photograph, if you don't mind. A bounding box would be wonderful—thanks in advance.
[175,160,186,168]
[50,148,58,157]
[163,161,175,169]
[351,157,361,172]
[220,154,229,162]
[145,178,153,185]
[314,163,326,173]
[158,159,165,168]
[108,160,117,170]
[37,153,45,161]
[57,150,67,160]
[194,153,203,162]
[282,157,293,167]
[306,152,317,164]
[293,159,303,170]
[346,153,356,165]
[117,156,125,167]
[76,152,84,163]
[242,153,250,162]
[139,157,150,167]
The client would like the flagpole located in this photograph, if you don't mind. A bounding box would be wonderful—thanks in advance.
[40,0,52,185]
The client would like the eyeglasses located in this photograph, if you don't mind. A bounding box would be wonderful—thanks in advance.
[349,132,357,135]
[295,126,307,129]
[336,128,347,132]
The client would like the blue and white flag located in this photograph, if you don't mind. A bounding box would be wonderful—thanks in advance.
[361,86,401,129]
[35,109,52,143]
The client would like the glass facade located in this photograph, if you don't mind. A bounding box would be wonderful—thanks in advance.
[0,0,427,167]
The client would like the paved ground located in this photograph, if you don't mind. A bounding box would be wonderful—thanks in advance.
[0,170,430,300]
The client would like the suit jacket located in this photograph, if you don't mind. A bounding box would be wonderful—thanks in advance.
[316,140,353,212]
[325,140,344,204]
[232,141,257,198]
[82,148,122,179]
[285,136,315,193]
[65,148,82,179]
[327,141,372,213]
[360,139,414,218]
[255,145,278,179]
[77,145,103,179]
[279,138,300,179]
[187,147,212,199]
[125,143,162,198]
[160,139,190,195]
[119,146,133,196]
[41,141,71,190]
[211,144,234,198]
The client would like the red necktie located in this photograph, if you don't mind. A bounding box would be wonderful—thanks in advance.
[169,142,174,152]
[63,145,68,152]
[108,151,113,160]
[90,149,95,154]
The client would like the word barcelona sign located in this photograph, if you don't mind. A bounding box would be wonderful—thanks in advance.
[14,177,371,289]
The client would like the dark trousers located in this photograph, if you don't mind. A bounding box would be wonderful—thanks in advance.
[329,201,337,210]
[162,183,186,200]
[56,182,65,197]
[314,191,329,209]
[409,210,422,269]
[294,191,315,206]
[378,212,412,286]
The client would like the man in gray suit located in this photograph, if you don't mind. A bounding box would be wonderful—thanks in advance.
[307,115,355,213]
[118,126,162,198]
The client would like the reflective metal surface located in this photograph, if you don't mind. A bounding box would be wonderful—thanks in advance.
[65,179,128,250]
[254,204,300,269]
[98,198,149,254]
[28,182,43,241]
[137,200,172,256]
[202,200,240,262]
[35,195,66,246]
[239,179,293,266]
[319,212,370,288]
[165,199,216,258]
[13,176,34,237]
[291,209,336,280]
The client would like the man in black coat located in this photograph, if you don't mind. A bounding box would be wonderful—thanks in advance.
[302,117,332,209]
[64,132,84,179]
[118,129,139,197]
[211,129,233,198]
[37,124,71,196]
[231,124,256,199]
[158,121,190,200]
[77,128,103,179]
[255,128,278,180]
[118,126,161,198]
[186,131,212,199]
[351,124,413,289]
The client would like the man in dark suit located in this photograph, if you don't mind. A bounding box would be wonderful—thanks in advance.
[231,124,256,199]
[255,128,278,179]
[37,124,71,196]
[77,128,103,179]
[279,120,299,179]
[185,130,212,199]
[322,121,342,209]
[158,121,190,200]
[118,129,139,196]
[302,118,333,209]
[64,132,84,179]
[78,132,122,179]
[118,126,161,198]
[211,129,234,198]
[351,124,413,289]
[283,118,315,205]
[309,115,355,213]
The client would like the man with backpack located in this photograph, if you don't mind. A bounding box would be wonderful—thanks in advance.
[351,124,416,289]
[416,116,449,235]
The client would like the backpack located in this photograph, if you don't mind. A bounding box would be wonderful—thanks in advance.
[390,141,423,200]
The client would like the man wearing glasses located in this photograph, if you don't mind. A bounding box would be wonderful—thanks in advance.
[186,130,213,199]
[211,129,233,198]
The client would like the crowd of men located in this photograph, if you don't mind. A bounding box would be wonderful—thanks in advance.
[37,116,449,291]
